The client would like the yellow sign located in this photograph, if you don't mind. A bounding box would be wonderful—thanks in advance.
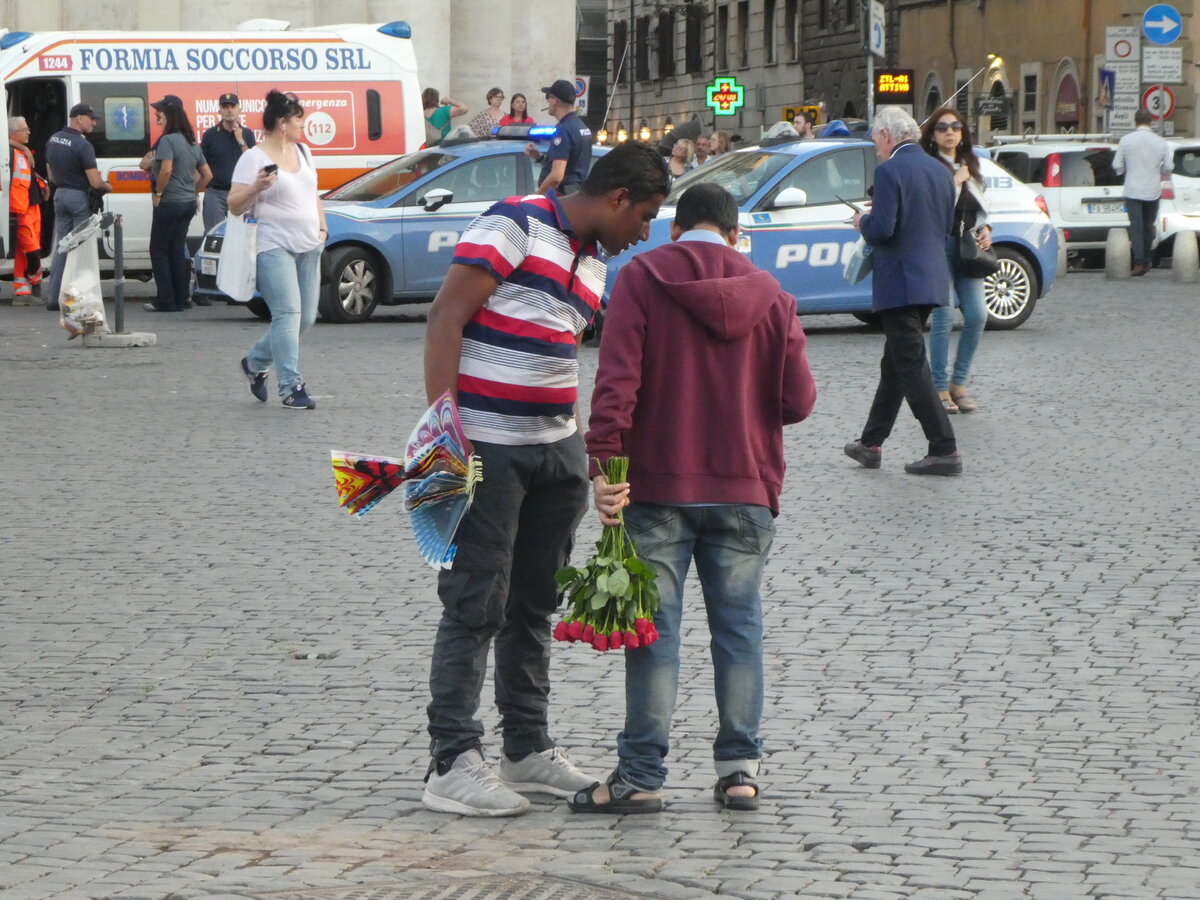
[782,105,823,125]
[874,70,914,104]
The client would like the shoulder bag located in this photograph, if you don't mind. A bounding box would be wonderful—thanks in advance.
[217,212,258,302]
[953,182,999,279]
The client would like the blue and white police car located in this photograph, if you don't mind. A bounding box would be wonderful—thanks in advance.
[192,126,607,322]
[605,138,1058,329]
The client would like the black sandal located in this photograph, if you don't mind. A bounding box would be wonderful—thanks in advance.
[714,772,760,811]
[568,771,663,814]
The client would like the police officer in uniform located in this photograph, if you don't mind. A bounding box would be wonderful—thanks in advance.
[200,92,256,231]
[44,103,111,311]
[525,79,591,195]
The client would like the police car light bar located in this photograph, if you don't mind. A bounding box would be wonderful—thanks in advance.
[493,125,559,140]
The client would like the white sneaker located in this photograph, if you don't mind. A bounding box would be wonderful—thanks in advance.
[499,747,597,798]
[422,749,531,817]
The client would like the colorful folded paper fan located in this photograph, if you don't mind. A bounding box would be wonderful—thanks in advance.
[331,391,482,569]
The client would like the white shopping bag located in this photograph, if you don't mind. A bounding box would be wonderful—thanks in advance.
[216,213,258,302]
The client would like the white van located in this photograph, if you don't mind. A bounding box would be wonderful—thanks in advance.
[0,21,423,273]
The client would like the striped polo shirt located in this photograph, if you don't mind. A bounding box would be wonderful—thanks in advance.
[451,193,606,446]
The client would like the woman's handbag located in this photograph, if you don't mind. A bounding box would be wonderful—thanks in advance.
[217,212,258,302]
[955,225,1000,279]
[843,237,873,284]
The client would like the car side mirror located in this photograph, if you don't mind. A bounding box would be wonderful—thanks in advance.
[773,187,808,209]
[422,188,454,212]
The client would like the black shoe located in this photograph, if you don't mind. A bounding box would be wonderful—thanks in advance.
[904,452,963,476]
[191,295,212,306]
[282,383,316,410]
[240,357,268,402]
[143,303,180,312]
[843,440,882,469]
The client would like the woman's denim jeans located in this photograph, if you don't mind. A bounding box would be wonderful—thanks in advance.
[929,242,988,392]
[617,502,775,793]
[245,246,321,396]
[149,200,195,310]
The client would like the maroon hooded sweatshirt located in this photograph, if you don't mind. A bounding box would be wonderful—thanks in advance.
[585,238,817,516]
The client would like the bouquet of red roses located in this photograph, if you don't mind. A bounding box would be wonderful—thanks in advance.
[553,456,660,652]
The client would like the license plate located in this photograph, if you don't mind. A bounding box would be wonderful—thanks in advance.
[1086,201,1125,214]
[201,258,217,276]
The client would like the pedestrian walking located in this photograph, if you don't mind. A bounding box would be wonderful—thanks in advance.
[230,90,327,410]
[524,79,591,195]
[575,183,817,815]
[467,87,506,137]
[44,103,112,311]
[498,93,534,127]
[201,92,256,232]
[422,88,468,147]
[9,116,48,305]
[419,141,670,818]
[844,106,961,476]
[920,107,991,414]
[145,99,212,313]
[1114,108,1172,276]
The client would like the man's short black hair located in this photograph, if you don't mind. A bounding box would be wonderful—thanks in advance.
[674,183,738,234]
[581,140,670,204]
[1134,108,1153,126]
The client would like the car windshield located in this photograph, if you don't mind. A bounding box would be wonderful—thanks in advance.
[665,151,791,204]
[323,151,456,202]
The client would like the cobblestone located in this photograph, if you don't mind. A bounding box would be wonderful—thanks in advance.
[1,273,1199,897]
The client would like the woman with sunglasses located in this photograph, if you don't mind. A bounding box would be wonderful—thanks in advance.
[919,107,991,414]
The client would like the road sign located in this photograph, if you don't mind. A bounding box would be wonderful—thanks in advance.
[1106,25,1140,61]
[869,0,886,58]
[1142,47,1183,83]
[1142,4,1182,46]
[1142,84,1176,119]
[874,70,914,105]
[574,75,589,116]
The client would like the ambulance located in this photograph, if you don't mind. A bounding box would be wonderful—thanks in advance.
[0,21,422,273]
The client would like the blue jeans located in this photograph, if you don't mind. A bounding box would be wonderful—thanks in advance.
[245,246,321,396]
[149,200,195,310]
[617,502,775,793]
[46,188,93,310]
[929,244,988,392]
[1125,197,1159,267]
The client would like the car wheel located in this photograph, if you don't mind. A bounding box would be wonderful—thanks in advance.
[319,247,383,323]
[246,297,271,320]
[984,247,1038,330]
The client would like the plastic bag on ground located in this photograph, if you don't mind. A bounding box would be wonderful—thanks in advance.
[56,214,107,338]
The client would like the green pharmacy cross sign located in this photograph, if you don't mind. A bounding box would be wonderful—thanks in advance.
[706,77,745,116]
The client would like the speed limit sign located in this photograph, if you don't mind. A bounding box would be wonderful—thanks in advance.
[1142,85,1176,119]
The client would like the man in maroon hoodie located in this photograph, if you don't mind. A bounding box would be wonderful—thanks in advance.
[572,183,817,814]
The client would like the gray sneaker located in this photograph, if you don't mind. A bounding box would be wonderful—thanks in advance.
[499,747,597,798]
[422,750,530,817]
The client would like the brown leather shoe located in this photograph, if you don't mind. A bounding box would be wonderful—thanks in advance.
[1131,263,1150,276]
[904,452,963,476]
[949,385,977,413]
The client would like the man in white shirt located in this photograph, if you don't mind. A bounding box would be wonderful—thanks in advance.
[1114,108,1173,276]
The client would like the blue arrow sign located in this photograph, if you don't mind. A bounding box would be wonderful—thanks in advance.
[1142,4,1182,46]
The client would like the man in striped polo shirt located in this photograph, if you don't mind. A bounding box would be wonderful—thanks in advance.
[421,141,670,817]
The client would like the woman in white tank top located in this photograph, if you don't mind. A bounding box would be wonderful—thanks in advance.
[229,90,328,410]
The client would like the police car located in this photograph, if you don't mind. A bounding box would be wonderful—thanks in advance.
[192,126,608,322]
[605,138,1058,329]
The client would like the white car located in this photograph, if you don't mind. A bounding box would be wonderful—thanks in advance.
[992,137,1128,266]
[1155,140,1200,261]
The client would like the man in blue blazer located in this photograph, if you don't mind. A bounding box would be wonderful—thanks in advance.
[844,106,962,476]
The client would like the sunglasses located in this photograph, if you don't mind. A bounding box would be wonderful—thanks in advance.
[934,121,964,133]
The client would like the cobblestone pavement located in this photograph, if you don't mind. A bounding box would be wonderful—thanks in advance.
[1,271,1197,900]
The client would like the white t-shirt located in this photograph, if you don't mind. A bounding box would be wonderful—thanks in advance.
[231,144,321,254]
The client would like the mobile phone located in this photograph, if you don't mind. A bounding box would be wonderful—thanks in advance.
[263,164,278,175]
[834,194,867,215]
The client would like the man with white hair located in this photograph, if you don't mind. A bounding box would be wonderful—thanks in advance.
[9,116,46,305]
[844,106,961,475]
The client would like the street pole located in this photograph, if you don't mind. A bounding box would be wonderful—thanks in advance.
[864,0,874,123]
